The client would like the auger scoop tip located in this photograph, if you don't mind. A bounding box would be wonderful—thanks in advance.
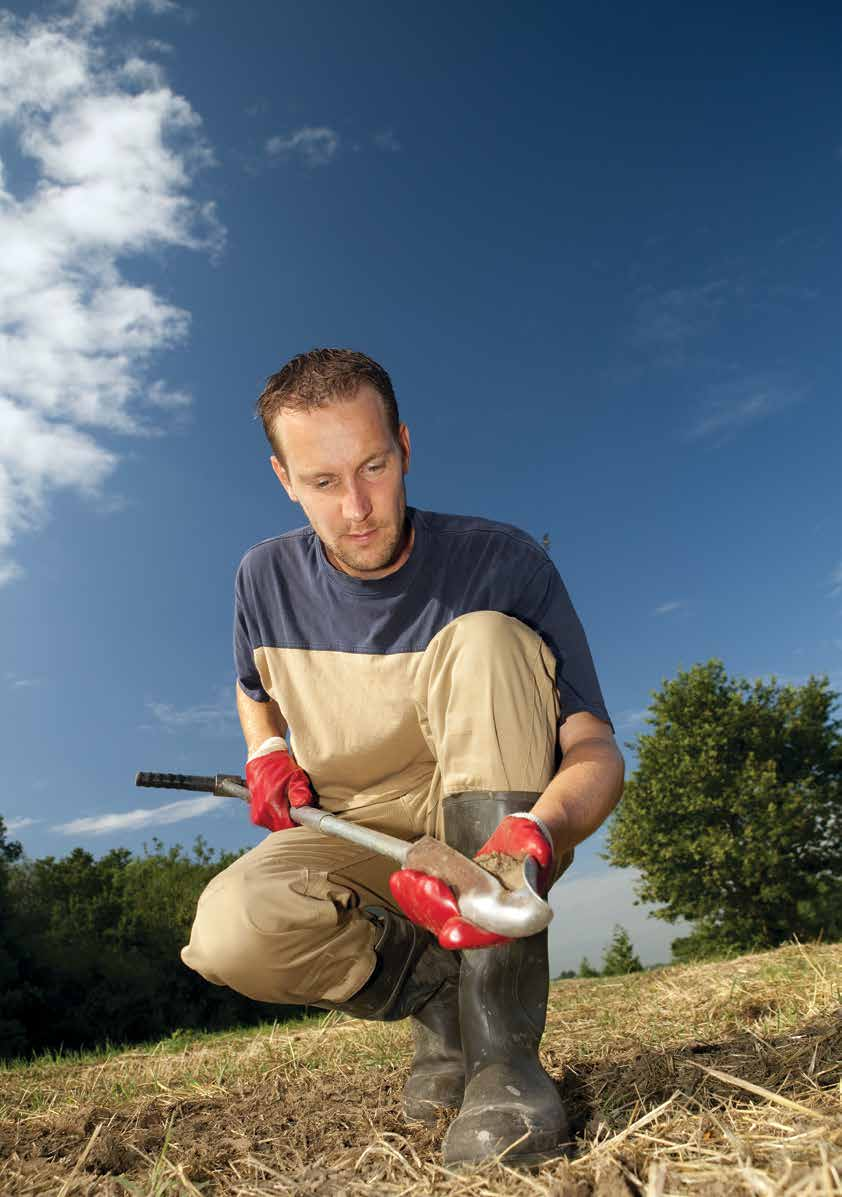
[404,838,552,938]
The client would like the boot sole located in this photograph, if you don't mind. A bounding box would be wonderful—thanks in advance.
[442,1103,572,1169]
[443,1143,573,1170]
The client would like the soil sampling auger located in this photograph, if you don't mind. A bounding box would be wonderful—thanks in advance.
[135,770,553,939]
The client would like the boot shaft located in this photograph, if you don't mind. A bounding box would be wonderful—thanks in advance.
[443,792,551,1077]
[443,791,540,858]
[441,791,567,1165]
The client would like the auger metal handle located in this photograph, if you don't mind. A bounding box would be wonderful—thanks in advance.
[135,770,412,864]
[135,769,553,938]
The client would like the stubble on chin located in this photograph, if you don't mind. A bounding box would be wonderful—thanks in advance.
[330,524,402,575]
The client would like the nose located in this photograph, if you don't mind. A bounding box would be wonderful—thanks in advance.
[342,479,372,525]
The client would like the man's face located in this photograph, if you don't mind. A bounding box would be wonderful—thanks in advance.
[270,384,412,579]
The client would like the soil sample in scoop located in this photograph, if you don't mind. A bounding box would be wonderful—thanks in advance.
[475,851,527,892]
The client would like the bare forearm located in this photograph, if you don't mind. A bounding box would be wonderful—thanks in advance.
[530,738,625,858]
[235,683,288,757]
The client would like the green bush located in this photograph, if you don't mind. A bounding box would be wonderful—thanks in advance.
[0,833,303,1060]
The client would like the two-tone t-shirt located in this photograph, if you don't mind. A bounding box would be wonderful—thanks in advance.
[234,507,612,809]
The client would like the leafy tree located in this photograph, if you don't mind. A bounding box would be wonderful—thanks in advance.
[578,956,599,978]
[1,837,303,1059]
[606,661,842,959]
[0,818,26,1057]
[600,925,642,975]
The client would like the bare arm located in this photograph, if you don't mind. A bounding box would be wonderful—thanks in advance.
[235,683,289,758]
[530,711,625,859]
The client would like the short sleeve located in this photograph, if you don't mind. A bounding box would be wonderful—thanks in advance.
[233,563,271,703]
[515,561,614,733]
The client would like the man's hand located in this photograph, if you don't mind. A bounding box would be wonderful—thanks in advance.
[389,813,553,950]
[389,869,509,949]
[245,738,315,831]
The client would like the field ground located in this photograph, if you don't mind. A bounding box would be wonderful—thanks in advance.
[0,941,840,1196]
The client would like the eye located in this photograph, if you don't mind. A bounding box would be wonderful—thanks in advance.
[314,478,333,490]
[367,462,385,474]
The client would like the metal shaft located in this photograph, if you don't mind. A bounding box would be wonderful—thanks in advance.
[220,779,412,865]
[136,771,412,865]
[135,770,552,937]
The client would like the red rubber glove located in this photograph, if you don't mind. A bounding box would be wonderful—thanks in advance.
[389,814,553,950]
[389,868,509,949]
[245,747,314,831]
[477,814,554,897]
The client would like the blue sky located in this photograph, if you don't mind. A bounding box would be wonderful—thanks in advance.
[1,0,839,972]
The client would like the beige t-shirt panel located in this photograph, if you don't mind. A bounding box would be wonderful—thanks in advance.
[254,646,435,808]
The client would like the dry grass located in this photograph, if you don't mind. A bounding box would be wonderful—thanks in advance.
[0,940,839,1196]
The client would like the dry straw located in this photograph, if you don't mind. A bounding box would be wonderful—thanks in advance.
[0,940,839,1195]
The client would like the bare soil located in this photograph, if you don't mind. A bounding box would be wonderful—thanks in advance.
[1,943,840,1196]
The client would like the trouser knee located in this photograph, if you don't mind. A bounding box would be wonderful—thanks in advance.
[181,850,377,1005]
[414,611,560,795]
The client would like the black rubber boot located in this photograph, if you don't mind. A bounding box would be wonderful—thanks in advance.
[403,976,464,1123]
[319,909,464,1123]
[321,908,460,1022]
[441,792,570,1168]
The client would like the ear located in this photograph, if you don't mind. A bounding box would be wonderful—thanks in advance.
[271,456,299,504]
[398,423,411,475]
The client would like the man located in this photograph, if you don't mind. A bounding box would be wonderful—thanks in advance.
[182,348,623,1167]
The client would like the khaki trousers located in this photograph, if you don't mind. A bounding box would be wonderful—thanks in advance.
[181,611,563,1005]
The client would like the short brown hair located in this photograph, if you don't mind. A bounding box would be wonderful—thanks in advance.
[256,348,400,462]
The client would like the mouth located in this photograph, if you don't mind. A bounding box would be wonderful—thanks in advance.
[347,529,378,543]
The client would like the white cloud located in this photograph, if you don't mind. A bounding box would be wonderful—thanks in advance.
[266,126,339,167]
[0,21,90,118]
[0,398,117,551]
[653,600,684,616]
[146,688,240,735]
[630,280,805,442]
[614,708,649,732]
[0,1,223,583]
[685,378,801,444]
[632,280,729,355]
[119,55,166,88]
[52,794,229,835]
[146,379,192,410]
[0,561,25,586]
[74,0,175,32]
[144,37,174,55]
[5,670,43,687]
[4,816,41,832]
